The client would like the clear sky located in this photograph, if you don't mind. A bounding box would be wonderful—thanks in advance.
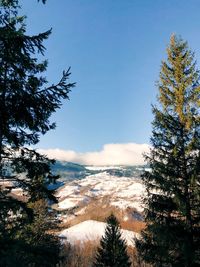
[20,0,200,163]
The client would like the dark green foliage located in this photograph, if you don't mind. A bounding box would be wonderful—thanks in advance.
[0,0,75,266]
[0,200,60,267]
[93,214,131,267]
[136,35,200,267]
[0,0,46,7]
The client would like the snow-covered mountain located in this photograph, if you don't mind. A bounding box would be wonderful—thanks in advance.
[56,171,145,213]
[50,163,147,241]
[51,161,147,181]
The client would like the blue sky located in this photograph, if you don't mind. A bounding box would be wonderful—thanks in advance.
[21,0,200,159]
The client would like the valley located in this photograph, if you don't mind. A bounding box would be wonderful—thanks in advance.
[50,163,147,246]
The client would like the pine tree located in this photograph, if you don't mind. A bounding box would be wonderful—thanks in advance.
[0,0,75,265]
[18,199,61,267]
[93,214,131,267]
[136,35,200,266]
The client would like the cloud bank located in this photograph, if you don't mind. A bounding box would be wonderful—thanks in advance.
[38,143,150,166]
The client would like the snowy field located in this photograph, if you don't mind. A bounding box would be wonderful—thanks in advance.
[56,172,145,213]
[59,220,139,247]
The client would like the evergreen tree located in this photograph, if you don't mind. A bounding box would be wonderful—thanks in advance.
[93,214,131,267]
[0,0,75,265]
[18,199,61,267]
[136,35,200,266]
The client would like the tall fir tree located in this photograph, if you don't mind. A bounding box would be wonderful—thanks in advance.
[0,0,75,265]
[93,214,131,267]
[136,35,200,266]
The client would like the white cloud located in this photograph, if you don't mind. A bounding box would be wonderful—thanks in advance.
[38,143,150,166]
